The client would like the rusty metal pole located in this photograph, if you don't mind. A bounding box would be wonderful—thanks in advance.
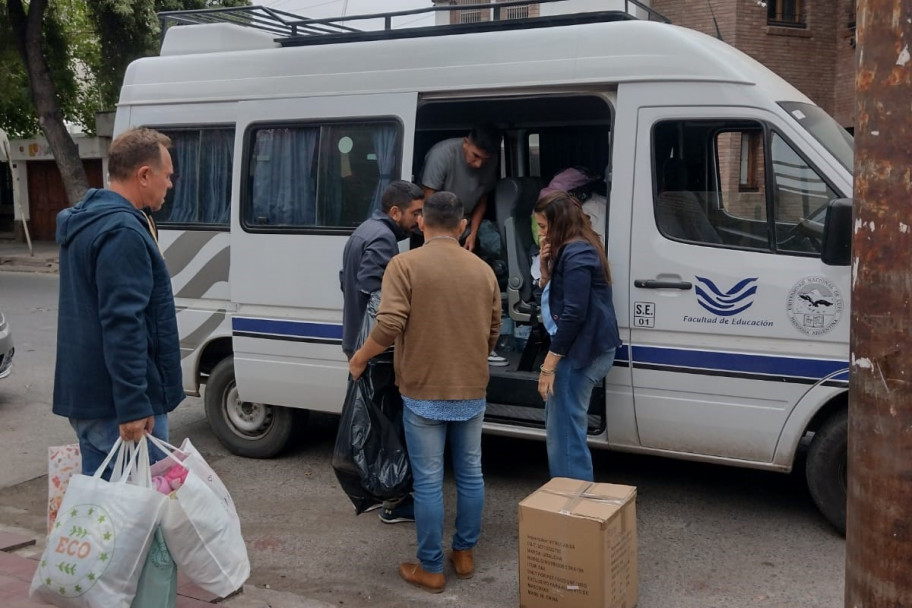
[846,0,912,605]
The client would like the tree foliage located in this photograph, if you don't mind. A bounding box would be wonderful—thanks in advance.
[0,0,250,138]
[0,0,90,138]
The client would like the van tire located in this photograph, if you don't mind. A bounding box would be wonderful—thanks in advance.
[204,357,299,458]
[805,408,847,535]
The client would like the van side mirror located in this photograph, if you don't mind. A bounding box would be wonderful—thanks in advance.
[821,198,852,266]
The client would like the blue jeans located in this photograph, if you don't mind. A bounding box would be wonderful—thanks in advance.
[545,349,616,481]
[403,407,485,574]
[69,415,169,479]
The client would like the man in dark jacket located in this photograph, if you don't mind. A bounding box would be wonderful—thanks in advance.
[340,180,423,524]
[340,180,424,359]
[54,127,184,476]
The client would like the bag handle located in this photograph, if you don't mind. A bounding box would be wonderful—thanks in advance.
[94,437,127,480]
[132,436,153,488]
[95,437,154,488]
[145,434,189,471]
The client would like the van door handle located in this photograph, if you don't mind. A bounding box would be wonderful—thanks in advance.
[634,279,693,290]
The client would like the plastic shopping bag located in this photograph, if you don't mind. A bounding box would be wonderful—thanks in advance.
[332,351,412,514]
[147,435,249,598]
[131,527,177,608]
[31,437,166,608]
[48,444,81,534]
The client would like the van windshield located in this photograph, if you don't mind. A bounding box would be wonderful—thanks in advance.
[779,102,854,174]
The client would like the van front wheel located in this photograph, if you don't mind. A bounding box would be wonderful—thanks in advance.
[805,409,847,535]
[204,357,299,458]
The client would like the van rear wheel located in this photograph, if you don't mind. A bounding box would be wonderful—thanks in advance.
[805,409,847,535]
[205,357,300,458]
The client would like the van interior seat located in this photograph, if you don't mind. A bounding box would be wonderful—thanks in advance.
[494,176,543,246]
[494,176,543,323]
[656,158,722,244]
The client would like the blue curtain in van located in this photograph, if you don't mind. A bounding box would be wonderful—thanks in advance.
[250,128,318,226]
[198,130,234,224]
[167,132,200,223]
[369,124,399,213]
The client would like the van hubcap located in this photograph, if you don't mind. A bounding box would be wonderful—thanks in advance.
[224,383,272,437]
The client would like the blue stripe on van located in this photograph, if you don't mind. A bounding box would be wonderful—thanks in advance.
[229,317,849,385]
[632,345,847,383]
[232,317,343,344]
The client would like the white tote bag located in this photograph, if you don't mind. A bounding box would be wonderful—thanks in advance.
[147,435,249,597]
[30,437,167,608]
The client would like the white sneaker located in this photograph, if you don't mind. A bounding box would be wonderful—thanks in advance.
[488,352,508,366]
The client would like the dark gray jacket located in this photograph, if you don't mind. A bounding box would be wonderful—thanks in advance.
[340,211,402,356]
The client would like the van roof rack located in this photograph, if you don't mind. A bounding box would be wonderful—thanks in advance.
[158,0,669,48]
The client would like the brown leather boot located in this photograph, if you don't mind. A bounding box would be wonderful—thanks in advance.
[449,548,474,579]
[398,562,446,593]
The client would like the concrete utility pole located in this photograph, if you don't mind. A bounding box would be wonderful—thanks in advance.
[846,0,912,605]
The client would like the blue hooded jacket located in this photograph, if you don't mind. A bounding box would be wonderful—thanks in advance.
[53,189,184,423]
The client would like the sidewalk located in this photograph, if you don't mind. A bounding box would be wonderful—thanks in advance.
[0,241,59,274]
[0,531,334,608]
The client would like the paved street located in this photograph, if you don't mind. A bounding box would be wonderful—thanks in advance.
[0,271,845,607]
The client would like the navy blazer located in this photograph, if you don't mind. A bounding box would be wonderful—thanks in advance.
[547,241,622,369]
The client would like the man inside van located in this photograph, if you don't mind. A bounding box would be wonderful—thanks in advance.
[340,180,424,524]
[421,125,507,366]
[349,191,501,593]
[420,124,500,254]
[53,128,184,477]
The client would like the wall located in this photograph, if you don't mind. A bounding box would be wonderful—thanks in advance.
[653,0,856,129]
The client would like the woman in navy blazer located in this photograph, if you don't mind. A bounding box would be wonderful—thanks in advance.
[534,191,622,481]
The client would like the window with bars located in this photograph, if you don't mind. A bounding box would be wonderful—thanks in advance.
[500,5,530,19]
[767,0,806,27]
[454,0,489,24]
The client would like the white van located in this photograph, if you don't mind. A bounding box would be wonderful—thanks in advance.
[116,5,854,532]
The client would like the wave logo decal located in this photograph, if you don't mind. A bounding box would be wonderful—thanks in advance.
[695,276,758,317]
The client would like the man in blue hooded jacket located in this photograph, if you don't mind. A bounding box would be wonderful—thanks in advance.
[54,127,184,475]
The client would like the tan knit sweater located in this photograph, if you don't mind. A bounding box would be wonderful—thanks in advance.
[369,238,501,400]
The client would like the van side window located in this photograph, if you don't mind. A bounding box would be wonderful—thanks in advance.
[770,132,836,254]
[652,120,834,255]
[154,128,234,227]
[246,121,400,230]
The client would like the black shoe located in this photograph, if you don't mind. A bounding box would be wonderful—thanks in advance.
[379,501,415,524]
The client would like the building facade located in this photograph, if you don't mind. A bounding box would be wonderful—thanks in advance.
[652,0,856,129]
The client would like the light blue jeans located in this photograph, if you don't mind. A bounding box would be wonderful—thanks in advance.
[69,415,169,479]
[545,349,617,481]
[402,407,485,574]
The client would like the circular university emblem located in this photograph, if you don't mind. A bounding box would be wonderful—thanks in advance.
[39,504,116,598]
[786,277,844,336]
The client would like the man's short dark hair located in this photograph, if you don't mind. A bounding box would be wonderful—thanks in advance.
[108,128,171,182]
[423,192,463,230]
[381,181,424,213]
[467,124,501,156]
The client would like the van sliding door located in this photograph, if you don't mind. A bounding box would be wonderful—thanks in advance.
[230,93,417,412]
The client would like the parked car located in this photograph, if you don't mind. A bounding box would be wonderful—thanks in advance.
[0,307,13,379]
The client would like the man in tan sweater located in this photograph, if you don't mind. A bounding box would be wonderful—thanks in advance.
[350,191,501,593]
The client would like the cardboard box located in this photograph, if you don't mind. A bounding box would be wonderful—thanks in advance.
[518,478,637,608]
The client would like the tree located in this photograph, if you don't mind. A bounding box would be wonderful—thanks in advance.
[6,0,89,203]
[2,0,250,206]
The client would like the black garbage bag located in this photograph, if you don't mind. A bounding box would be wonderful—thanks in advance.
[332,292,411,514]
